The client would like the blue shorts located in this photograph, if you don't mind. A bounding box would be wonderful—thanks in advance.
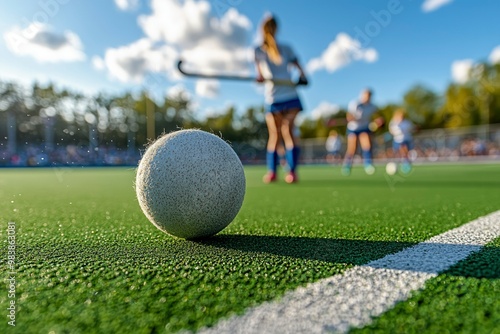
[393,140,414,150]
[347,127,371,136]
[267,98,303,114]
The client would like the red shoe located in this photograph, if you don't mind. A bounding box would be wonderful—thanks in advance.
[285,172,298,184]
[263,172,277,184]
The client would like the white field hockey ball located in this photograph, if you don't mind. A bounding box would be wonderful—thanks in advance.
[136,129,246,239]
[385,162,398,176]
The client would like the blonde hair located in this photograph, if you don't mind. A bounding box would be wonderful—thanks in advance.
[394,108,406,117]
[261,16,282,65]
[393,108,405,121]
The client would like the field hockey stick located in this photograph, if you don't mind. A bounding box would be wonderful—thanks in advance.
[177,60,308,86]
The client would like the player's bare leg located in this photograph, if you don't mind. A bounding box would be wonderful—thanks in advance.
[263,112,283,183]
[359,132,375,175]
[342,133,357,175]
[281,108,300,183]
[399,143,412,174]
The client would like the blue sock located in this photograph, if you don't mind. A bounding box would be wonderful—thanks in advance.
[285,148,296,172]
[362,149,372,166]
[266,151,278,173]
[292,146,300,172]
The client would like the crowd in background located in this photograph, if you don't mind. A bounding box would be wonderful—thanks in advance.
[0,144,140,167]
[375,137,499,162]
[1,133,498,168]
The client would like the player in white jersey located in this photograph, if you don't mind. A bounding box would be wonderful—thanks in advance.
[342,89,384,175]
[389,108,414,174]
[254,15,308,184]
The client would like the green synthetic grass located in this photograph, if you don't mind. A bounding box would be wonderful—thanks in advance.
[0,163,499,333]
[352,237,500,334]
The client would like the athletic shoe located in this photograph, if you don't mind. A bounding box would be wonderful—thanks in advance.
[285,172,298,184]
[364,164,375,175]
[341,166,351,176]
[262,172,277,184]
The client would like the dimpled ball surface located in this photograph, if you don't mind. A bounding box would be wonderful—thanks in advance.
[136,129,246,239]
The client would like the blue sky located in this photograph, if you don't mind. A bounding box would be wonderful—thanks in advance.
[1,0,500,120]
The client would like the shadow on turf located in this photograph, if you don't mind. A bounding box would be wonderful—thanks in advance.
[194,236,500,278]
[443,244,500,279]
[195,235,416,266]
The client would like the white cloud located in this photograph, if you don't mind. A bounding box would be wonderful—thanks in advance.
[100,38,178,82]
[310,101,340,120]
[306,33,378,74]
[115,0,140,11]
[195,79,220,98]
[422,0,454,13]
[4,23,85,63]
[99,0,253,95]
[139,0,252,73]
[139,0,210,46]
[489,46,500,64]
[451,59,474,84]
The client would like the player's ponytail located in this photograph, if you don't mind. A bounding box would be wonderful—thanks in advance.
[262,16,282,65]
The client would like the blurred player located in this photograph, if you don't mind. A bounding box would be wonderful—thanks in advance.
[325,130,342,165]
[255,15,308,184]
[341,88,384,175]
[389,108,414,174]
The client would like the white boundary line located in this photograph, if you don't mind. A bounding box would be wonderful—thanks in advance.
[199,210,500,334]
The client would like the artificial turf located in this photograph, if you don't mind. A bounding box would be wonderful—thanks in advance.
[352,237,500,334]
[0,163,499,333]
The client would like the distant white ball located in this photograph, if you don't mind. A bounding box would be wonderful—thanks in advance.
[136,129,246,239]
[385,162,398,176]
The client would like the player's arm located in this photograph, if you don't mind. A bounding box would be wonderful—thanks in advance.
[373,115,385,128]
[374,107,385,126]
[291,59,308,85]
[255,62,265,83]
[346,101,357,122]
[287,45,308,85]
[369,109,385,132]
